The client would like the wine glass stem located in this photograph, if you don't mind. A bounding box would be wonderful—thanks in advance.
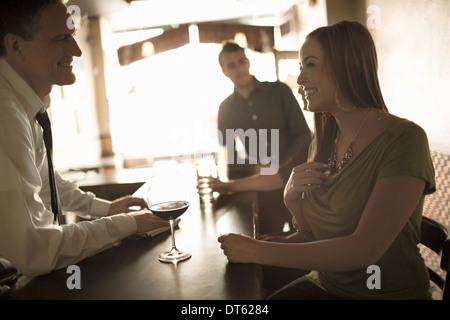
[169,218,178,251]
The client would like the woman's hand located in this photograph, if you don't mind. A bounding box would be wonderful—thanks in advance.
[284,162,327,204]
[218,233,259,263]
[108,195,149,216]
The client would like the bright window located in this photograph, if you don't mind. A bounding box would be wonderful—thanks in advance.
[104,41,279,164]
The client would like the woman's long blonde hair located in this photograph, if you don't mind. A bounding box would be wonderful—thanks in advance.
[307,21,388,163]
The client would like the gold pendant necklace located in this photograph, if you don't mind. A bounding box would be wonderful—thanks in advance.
[326,109,372,175]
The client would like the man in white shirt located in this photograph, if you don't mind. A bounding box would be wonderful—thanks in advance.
[0,0,168,276]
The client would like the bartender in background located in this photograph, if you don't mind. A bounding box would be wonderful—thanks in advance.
[209,42,311,193]
[209,41,312,235]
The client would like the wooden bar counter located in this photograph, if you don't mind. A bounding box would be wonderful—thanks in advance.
[8,165,265,300]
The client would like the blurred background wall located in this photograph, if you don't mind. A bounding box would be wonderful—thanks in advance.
[52,0,450,172]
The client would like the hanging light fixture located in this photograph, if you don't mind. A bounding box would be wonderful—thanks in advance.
[234,32,248,48]
[141,41,155,57]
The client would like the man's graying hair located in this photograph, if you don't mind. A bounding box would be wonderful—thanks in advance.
[0,0,64,57]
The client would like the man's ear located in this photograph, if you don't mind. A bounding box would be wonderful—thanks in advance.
[3,33,22,56]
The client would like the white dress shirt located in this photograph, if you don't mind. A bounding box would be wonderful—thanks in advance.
[0,59,136,276]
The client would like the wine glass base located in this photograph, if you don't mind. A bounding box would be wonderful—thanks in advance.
[158,250,192,263]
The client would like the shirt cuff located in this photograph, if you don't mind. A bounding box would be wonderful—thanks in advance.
[89,198,112,217]
[112,213,137,237]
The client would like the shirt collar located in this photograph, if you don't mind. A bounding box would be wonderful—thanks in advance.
[253,77,264,91]
[232,76,262,100]
[0,59,50,119]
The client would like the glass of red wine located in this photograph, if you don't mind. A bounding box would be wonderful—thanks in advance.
[147,169,192,263]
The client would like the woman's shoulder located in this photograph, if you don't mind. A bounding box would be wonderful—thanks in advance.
[383,114,427,138]
[363,113,430,154]
[376,115,430,155]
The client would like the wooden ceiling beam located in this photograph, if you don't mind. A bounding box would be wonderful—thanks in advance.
[117,23,274,66]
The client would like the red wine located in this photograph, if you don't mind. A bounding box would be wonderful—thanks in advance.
[150,201,189,220]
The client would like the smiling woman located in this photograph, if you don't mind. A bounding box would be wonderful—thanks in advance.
[218,21,436,300]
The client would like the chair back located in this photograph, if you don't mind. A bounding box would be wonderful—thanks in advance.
[421,216,450,300]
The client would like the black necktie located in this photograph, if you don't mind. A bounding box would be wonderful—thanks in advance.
[36,110,65,225]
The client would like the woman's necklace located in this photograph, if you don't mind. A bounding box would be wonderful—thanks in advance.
[326,109,372,175]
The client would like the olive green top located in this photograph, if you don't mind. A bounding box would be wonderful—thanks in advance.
[303,119,436,299]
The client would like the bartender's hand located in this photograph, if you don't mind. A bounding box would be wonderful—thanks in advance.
[108,195,149,215]
[197,177,232,194]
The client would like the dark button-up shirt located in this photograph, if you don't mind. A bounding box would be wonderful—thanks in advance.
[218,78,312,179]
